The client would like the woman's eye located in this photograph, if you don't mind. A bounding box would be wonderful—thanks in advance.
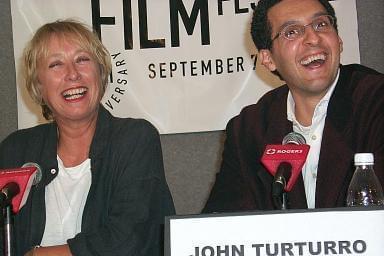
[48,61,62,68]
[77,56,90,63]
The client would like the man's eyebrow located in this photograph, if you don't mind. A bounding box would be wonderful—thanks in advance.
[312,11,330,18]
[274,11,330,32]
[276,20,300,33]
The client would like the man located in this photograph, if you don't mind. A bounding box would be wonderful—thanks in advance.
[203,0,384,212]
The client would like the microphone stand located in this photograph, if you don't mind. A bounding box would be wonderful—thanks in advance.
[281,192,288,210]
[2,203,13,256]
[272,190,288,210]
[0,183,19,256]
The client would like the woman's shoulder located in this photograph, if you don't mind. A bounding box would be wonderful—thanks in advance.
[110,115,159,137]
[99,107,158,137]
[0,123,55,166]
[1,123,53,147]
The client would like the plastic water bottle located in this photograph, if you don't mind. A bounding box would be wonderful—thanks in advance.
[346,153,384,206]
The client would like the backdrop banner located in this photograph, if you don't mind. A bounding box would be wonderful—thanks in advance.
[11,0,360,134]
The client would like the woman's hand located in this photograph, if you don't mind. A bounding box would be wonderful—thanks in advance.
[24,245,72,256]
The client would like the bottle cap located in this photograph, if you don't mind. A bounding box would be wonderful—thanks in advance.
[354,153,374,165]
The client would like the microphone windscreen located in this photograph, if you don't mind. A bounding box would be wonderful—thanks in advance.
[282,132,306,145]
[22,162,42,186]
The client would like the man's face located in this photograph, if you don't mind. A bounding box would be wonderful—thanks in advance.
[260,0,343,100]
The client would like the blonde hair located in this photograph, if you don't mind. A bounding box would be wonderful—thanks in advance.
[22,19,112,120]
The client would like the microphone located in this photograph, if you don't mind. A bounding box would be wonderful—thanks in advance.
[0,182,20,206]
[0,163,41,213]
[273,162,292,198]
[261,132,310,208]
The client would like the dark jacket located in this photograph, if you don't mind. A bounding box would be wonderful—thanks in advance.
[203,64,384,213]
[0,105,175,256]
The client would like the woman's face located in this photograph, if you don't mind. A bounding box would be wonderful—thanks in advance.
[37,35,102,124]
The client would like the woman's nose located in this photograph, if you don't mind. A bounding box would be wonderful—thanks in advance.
[66,62,81,81]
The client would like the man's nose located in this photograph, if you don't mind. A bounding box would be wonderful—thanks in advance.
[303,25,321,45]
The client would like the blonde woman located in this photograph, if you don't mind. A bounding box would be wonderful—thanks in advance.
[0,19,174,256]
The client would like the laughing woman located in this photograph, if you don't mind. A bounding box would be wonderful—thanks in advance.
[0,19,175,256]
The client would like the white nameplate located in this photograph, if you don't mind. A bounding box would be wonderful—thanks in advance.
[165,208,384,256]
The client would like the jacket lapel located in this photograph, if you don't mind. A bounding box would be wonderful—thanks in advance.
[315,66,355,207]
[255,86,307,209]
[315,123,354,207]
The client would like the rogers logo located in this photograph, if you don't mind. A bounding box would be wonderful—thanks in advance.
[266,149,303,155]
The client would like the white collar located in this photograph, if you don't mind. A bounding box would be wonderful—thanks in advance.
[287,68,340,129]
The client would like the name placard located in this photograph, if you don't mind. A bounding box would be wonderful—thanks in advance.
[165,207,384,256]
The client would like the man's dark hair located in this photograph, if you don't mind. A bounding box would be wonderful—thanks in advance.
[251,0,338,50]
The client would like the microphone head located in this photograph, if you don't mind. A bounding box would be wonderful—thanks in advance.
[0,166,38,213]
[261,132,310,192]
[282,132,306,145]
[22,162,42,186]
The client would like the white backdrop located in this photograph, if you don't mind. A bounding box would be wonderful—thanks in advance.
[11,0,360,134]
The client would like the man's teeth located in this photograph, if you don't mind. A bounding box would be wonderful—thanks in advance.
[63,88,87,100]
[300,54,326,65]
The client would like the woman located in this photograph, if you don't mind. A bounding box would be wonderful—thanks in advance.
[0,19,175,255]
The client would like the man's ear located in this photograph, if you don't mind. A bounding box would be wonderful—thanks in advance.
[338,36,343,53]
[260,49,277,72]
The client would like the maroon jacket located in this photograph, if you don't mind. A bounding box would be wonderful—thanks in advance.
[203,64,384,213]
